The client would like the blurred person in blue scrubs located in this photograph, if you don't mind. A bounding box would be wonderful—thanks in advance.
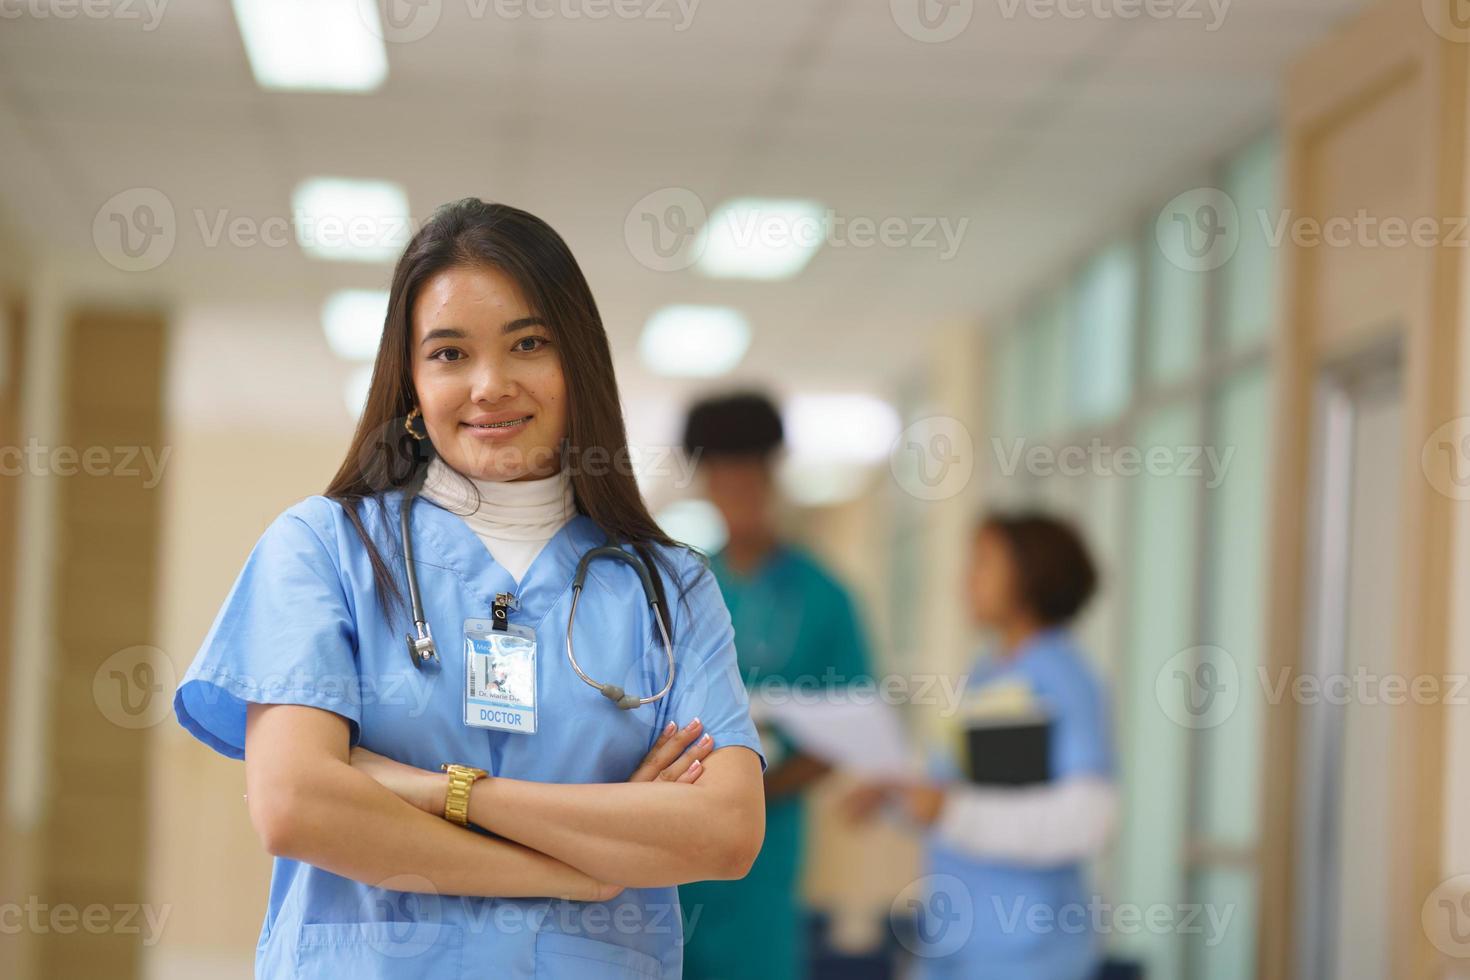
[847,511,1116,980]
[677,392,876,980]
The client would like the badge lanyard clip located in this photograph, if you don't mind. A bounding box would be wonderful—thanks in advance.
[492,592,519,632]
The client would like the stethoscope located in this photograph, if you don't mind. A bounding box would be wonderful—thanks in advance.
[400,485,676,710]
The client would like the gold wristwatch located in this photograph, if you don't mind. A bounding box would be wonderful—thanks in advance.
[439,763,488,826]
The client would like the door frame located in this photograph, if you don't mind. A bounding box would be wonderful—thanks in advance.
[1260,1,1467,976]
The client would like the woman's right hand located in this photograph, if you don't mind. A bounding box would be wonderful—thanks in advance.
[581,879,627,903]
[840,780,896,824]
[627,718,714,784]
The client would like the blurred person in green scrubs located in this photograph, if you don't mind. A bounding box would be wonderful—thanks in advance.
[678,392,875,980]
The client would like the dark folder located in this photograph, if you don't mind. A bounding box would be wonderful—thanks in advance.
[963,716,1052,786]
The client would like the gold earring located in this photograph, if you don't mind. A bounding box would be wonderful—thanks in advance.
[404,407,428,441]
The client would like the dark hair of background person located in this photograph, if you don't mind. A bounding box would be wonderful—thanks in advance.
[681,391,784,461]
[323,198,694,641]
[979,511,1099,626]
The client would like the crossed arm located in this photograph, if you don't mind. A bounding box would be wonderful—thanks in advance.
[243,702,764,901]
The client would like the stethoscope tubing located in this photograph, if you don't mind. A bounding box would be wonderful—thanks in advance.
[401,489,675,710]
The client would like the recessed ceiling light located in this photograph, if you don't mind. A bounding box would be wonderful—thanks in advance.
[695,197,827,281]
[783,393,901,465]
[322,290,389,361]
[291,177,410,263]
[638,305,751,378]
[231,0,389,92]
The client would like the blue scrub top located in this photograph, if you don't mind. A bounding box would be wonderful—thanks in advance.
[916,628,1114,980]
[173,491,767,980]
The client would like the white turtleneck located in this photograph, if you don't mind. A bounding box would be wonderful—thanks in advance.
[418,455,577,585]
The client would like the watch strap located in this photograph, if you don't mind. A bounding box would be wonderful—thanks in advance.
[439,763,487,826]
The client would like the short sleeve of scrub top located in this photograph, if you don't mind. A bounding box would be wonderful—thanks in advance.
[174,501,362,760]
[659,554,768,773]
[1044,653,1113,780]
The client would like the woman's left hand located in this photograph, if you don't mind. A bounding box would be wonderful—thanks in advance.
[898,783,946,827]
[350,746,446,816]
[627,718,714,784]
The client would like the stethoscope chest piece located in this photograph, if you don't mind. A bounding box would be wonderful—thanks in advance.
[407,621,440,671]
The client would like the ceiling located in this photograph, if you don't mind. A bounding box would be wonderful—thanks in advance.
[0,0,1365,445]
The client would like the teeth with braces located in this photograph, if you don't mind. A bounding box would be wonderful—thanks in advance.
[470,417,530,429]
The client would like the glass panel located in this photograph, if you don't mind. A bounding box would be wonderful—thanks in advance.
[1069,241,1137,425]
[1195,366,1271,848]
[1029,288,1071,437]
[1145,225,1206,385]
[1186,866,1258,980]
[1219,134,1280,351]
[989,323,1025,444]
[1114,402,1201,980]
[987,324,1039,506]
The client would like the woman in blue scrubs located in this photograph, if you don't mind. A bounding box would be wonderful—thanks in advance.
[172,199,767,979]
[847,512,1116,980]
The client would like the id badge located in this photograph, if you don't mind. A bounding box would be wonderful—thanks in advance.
[463,618,537,733]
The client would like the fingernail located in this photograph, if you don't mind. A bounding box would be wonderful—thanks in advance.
[685,718,700,732]
[699,734,712,746]
[690,759,702,771]
[663,721,675,734]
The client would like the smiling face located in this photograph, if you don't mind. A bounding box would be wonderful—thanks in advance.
[410,264,568,482]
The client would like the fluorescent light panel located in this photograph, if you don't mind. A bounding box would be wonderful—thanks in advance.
[292,177,410,263]
[322,289,389,361]
[231,0,389,92]
[638,305,750,378]
[783,393,901,464]
[696,197,827,281]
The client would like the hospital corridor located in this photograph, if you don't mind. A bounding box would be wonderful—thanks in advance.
[3,0,1470,977]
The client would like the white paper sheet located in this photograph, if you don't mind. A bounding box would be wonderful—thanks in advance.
[748,692,915,779]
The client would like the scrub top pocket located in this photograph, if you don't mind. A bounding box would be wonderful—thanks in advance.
[533,931,665,980]
[293,920,464,979]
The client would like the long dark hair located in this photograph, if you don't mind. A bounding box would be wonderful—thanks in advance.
[324,198,693,640]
